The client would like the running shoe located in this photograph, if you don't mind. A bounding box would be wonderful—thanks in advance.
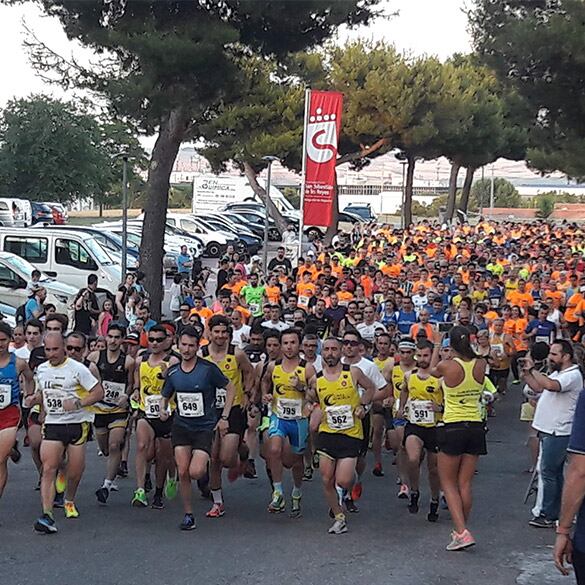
[95,487,109,505]
[440,494,449,510]
[344,498,359,513]
[408,491,420,514]
[428,500,439,522]
[110,482,119,492]
[132,488,148,507]
[117,461,128,478]
[64,501,79,519]
[34,513,57,534]
[512,379,520,385]
[244,459,258,479]
[290,494,302,519]
[268,491,285,513]
[351,481,363,501]
[258,416,270,433]
[164,475,178,500]
[312,452,320,469]
[372,463,384,477]
[151,494,164,509]
[206,503,225,518]
[328,514,348,535]
[302,466,313,481]
[180,513,197,531]
[55,470,67,494]
[144,474,153,492]
[446,529,476,551]
[10,440,21,463]
[529,515,555,528]
[53,491,65,508]
[398,484,410,499]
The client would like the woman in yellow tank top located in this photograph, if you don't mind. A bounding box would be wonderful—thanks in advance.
[431,326,489,552]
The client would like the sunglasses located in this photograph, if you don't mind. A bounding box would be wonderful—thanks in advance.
[148,337,166,343]
[66,345,83,352]
[343,340,360,347]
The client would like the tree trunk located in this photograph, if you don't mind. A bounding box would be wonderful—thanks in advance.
[445,161,461,222]
[457,166,476,219]
[140,107,189,320]
[403,155,416,227]
[243,162,288,233]
[99,202,103,217]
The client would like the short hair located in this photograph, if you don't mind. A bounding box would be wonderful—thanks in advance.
[107,323,126,336]
[416,339,434,352]
[264,330,281,343]
[25,318,43,333]
[45,313,69,331]
[552,339,574,360]
[66,331,87,347]
[88,274,98,285]
[208,315,231,330]
[31,269,41,278]
[343,329,363,344]
[149,324,168,337]
[0,321,13,338]
[179,326,201,342]
[281,328,302,344]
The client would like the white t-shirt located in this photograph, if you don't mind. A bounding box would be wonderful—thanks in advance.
[232,325,251,350]
[303,355,323,374]
[261,320,289,332]
[342,356,387,410]
[37,357,99,424]
[356,321,386,343]
[532,364,583,436]
[13,345,31,359]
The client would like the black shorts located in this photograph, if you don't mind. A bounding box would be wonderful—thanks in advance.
[42,422,91,446]
[437,422,487,456]
[171,426,214,455]
[317,432,362,460]
[489,368,509,383]
[404,423,438,452]
[372,403,394,428]
[359,413,371,458]
[139,413,173,439]
[216,405,247,437]
[28,410,41,427]
[94,412,129,431]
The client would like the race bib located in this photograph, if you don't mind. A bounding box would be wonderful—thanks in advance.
[490,298,500,308]
[409,400,435,425]
[144,394,163,419]
[249,303,260,315]
[535,335,550,345]
[298,295,310,307]
[177,392,204,418]
[491,343,504,356]
[374,294,384,305]
[103,380,125,406]
[44,389,67,415]
[216,388,227,409]
[325,404,354,431]
[277,398,302,420]
[0,384,11,409]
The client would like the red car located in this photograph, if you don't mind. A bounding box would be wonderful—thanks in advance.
[43,202,68,224]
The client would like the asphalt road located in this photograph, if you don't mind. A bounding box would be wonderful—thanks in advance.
[0,385,572,585]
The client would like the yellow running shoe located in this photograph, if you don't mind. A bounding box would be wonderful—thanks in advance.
[64,501,79,519]
[55,471,67,494]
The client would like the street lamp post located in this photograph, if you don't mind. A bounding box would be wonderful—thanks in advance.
[261,156,279,272]
[401,160,407,229]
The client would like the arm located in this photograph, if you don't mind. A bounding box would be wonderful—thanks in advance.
[132,356,142,402]
[66,381,104,410]
[16,358,34,398]
[261,362,275,405]
[115,289,125,316]
[236,348,255,403]
[398,373,410,419]
[352,368,376,416]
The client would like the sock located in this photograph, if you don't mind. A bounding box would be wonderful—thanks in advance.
[292,486,302,498]
[335,512,345,521]
[43,509,53,518]
[211,489,223,505]
[103,479,113,490]
[64,499,74,506]
[155,487,163,498]
[273,482,283,495]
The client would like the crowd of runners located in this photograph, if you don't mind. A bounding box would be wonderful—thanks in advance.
[2,218,585,563]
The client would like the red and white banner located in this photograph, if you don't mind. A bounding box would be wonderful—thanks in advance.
[301,90,343,227]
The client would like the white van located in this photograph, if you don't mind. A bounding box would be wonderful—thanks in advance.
[14,199,32,227]
[0,198,32,227]
[0,227,121,292]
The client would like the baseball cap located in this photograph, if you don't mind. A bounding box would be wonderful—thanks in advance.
[124,332,140,345]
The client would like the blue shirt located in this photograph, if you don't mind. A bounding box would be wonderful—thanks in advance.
[177,253,192,274]
[162,359,228,431]
[0,352,20,407]
[568,390,585,551]
[525,318,556,344]
[25,297,40,321]
[393,309,418,335]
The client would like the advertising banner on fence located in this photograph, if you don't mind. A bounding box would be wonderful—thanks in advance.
[302,90,343,227]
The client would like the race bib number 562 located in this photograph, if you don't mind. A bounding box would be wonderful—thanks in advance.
[325,404,354,431]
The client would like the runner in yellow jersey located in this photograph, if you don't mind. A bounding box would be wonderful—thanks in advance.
[306,337,376,534]
[131,325,179,509]
[431,326,488,552]
[200,315,254,518]
[388,337,417,499]
[371,332,395,477]
[261,329,316,517]
[398,339,443,522]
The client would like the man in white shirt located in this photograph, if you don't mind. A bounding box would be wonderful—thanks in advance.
[261,305,288,332]
[230,310,251,349]
[412,285,429,314]
[522,339,584,528]
[356,306,387,343]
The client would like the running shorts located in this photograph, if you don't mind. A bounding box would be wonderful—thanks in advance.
[489,368,509,384]
[436,421,487,456]
[0,404,20,431]
[217,405,247,437]
[359,413,371,458]
[94,412,129,432]
[267,414,309,454]
[42,422,91,446]
[317,432,362,461]
[171,426,214,455]
[403,423,438,452]
[138,413,173,439]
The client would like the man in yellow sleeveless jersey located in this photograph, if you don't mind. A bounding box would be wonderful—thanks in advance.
[201,315,254,518]
[262,329,316,518]
[306,337,376,534]
[398,339,443,522]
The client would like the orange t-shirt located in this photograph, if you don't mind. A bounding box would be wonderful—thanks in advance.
[513,317,529,351]
[296,282,316,307]
[191,306,213,321]
[265,285,281,305]
[337,290,354,306]
[565,293,583,323]
[508,291,533,311]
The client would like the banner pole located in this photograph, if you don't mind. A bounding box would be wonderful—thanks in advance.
[298,88,311,261]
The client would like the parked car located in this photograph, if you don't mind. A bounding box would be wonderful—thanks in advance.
[0,250,77,313]
[202,213,262,254]
[0,303,17,328]
[342,203,376,221]
[0,198,31,227]
[43,202,69,224]
[31,202,54,224]
[224,208,282,241]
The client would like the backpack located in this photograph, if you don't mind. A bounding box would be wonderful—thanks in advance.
[15,303,26,325]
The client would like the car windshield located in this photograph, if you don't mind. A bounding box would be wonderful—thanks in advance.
[3,254,38,278]
[126,232,142,246]
[85,238,115,265]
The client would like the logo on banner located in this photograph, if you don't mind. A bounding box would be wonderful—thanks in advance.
[306,107,338,164]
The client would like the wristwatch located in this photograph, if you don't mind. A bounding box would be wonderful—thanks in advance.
[220,415,229,421]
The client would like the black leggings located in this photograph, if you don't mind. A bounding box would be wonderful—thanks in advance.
[511,350,527,381]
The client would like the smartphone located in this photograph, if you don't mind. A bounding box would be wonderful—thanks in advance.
[439,322,454,333]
